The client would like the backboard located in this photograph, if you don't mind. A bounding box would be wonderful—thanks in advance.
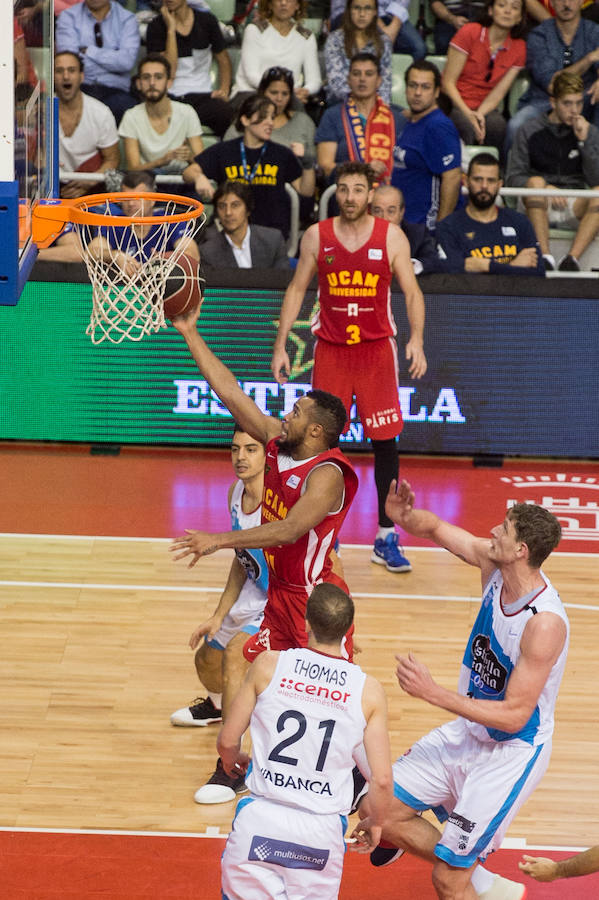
[0,1,56,305]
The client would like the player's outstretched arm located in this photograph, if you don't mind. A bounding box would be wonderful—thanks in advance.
[351,677,393,852]
[396,609,567,733]
[188,557,247,648]
[520,846,599,881]
[170,463,345,564]
[271,225,319,383]
[385,478,490,569]
[388,224,427,379]
[217,650,278,775]
[171,305,280,447]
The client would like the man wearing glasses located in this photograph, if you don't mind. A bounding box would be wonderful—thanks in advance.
[56,0,140,125]
[506,0,599,148]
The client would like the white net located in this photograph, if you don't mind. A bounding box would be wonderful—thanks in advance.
[69,195,205,345]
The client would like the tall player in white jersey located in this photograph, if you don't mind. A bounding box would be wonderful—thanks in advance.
[171,428,268,803]
[359,480,568,900]
[218,583,393,900]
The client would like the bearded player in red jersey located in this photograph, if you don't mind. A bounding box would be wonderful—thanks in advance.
[170,306,358,661]
[271,161,427,576]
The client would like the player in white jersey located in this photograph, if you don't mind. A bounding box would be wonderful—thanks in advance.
[171,429,268,803]
[218,583,393,900]
[358,480,568,900]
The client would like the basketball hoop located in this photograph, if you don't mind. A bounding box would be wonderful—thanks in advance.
[32,192,205,344]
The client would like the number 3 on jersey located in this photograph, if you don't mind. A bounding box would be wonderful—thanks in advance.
[346,324,361,345]
[268,710,335,772]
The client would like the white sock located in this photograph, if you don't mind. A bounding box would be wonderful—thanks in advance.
[542,253,556,268]
[207,691,222,709]
[471,866,495,894]
[376,526,395,540]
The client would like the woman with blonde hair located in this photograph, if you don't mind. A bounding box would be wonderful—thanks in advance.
[233,0,321,106]
[324,0,392,105]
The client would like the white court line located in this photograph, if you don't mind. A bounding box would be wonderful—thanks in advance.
[1,533,597,559]
[1,580,598,613]
[0,825,588,853]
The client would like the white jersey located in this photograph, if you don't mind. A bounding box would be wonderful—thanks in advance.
[459,569,569,746]
[247,647,367,815]
[230,479,268,599]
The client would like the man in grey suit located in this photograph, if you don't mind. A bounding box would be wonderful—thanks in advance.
[201,181,290,270]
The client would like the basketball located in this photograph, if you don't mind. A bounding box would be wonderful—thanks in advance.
[159,252,203,319]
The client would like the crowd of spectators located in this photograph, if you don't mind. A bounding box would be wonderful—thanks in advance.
[17,0,599,272]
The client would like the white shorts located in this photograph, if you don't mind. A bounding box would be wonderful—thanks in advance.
[222,796,347,900]
[206,580,266,651]
[392,718,552,867]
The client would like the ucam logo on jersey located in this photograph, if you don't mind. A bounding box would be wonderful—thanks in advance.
[249,836,329,870]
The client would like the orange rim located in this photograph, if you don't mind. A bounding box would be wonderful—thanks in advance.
[32,192,205,227]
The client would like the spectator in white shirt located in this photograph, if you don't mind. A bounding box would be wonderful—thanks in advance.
[55,51,120,199]
[119,54,204,175]
[233,0,322,105]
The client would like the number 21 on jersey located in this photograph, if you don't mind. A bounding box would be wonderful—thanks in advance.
[268,710,336,772]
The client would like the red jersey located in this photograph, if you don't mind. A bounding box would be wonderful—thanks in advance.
[261,438,358,590]
[312,216,396,345]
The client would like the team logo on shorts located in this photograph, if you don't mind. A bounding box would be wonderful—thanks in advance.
[249,836,329,870]
[448,813,476,851]
[448,812,475,834]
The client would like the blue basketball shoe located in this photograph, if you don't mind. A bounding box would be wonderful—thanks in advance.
[371,533,412,573]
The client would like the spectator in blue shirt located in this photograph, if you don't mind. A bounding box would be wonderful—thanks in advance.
[391,60,462,232]
[56,0,140,124]
[436,152,545,275]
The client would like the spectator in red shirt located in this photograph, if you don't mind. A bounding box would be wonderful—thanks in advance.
[442,0,527,156]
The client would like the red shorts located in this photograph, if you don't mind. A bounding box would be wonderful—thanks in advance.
[312,337,403,441]
[243,572,354,662]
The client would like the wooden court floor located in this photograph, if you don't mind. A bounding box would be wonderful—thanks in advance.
[1,532,597,849]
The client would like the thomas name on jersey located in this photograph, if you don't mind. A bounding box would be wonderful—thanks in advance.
[324,269,380,297]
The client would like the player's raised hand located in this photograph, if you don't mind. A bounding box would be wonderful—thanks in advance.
[170,529,220,566]
[170,300,203,334]
[384,478,415,527]
[396,652,437,702]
